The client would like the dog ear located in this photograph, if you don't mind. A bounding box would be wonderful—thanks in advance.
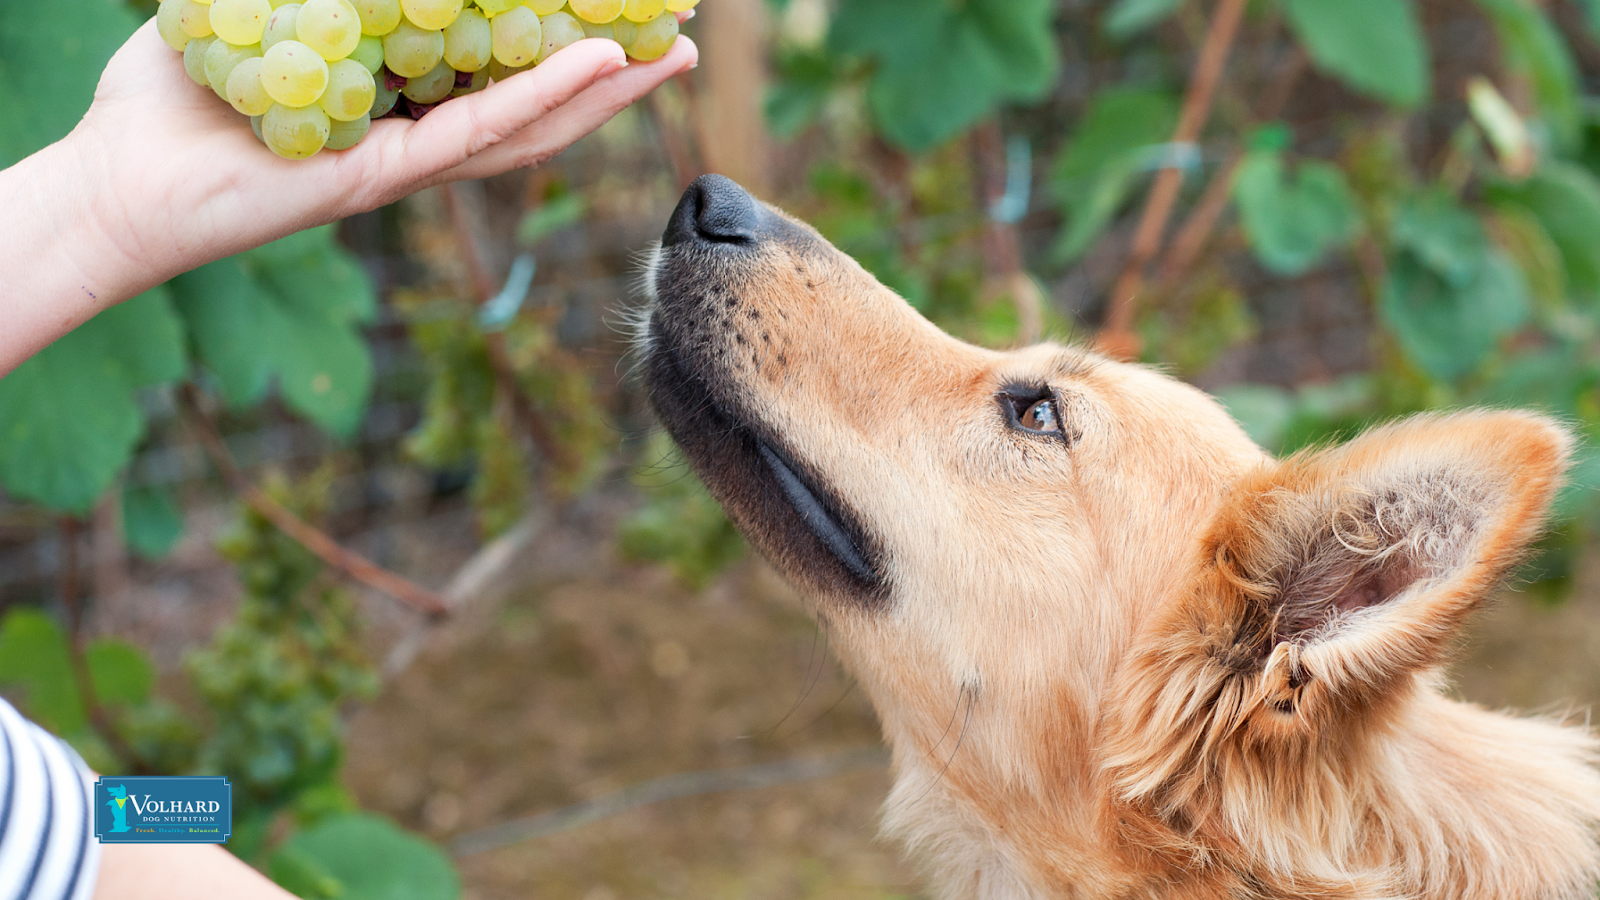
[1204,411,1571,715]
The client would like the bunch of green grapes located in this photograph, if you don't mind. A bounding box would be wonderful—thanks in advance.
[155,0,696,160]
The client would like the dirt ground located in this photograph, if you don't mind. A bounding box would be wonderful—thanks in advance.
[342,520,1600,900]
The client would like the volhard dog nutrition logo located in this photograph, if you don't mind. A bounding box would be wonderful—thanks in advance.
[94,776,232,844]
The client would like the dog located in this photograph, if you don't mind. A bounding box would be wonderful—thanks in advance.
[637,174,1600,899]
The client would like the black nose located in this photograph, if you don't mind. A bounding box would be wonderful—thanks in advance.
[663,174,760,246]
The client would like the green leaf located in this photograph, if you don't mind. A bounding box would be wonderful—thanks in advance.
[1104,0,1184,38]
[1472,0,1580,153]
[1234,150,1361,275]
[1280,0,1429,108]
[0,609,85,736]
[0,289,186,512]
[515,194,587,246]
[86,640,155,708]
[830,0,1059,151]
[766,47,837,138]
[270,814,461,900]
[0,0,140,166]
[173,228,376,439]
[1380,249,1530,380]
[1489,161,1600,302]
[123,484,185,560]
[1212,384,1294,451]
[1048,88,1179,263]
[1390,190,1488,287]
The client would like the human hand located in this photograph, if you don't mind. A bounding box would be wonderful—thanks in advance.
[62,15,697,301]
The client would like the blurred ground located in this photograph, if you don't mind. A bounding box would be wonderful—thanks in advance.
[344,542,922,900]
[336,510,1600,900]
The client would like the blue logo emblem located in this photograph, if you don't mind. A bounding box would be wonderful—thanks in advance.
[94,777,232,844]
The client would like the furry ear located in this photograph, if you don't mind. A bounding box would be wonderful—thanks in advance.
[1205,411,1571,713]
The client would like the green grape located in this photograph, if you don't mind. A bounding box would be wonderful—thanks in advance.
[490,7,541,67]
[401,60,455,103]
[442,8,491,72]
[520,0,564,12]
[620,0,664,23]
[205,39,263,99]
[450,66,489,96]
[568,0,621,24]
[320,58,376,119]
[400,0,459,30]
[486,56,530,82]
[370,78,401,116]
[250,114,266,143]
[261,40,330,106]
[624,9,674,60]
[183,35,217,85]
[535,10,582,63]
[262,103,331,157]
[348,34,385,73]
[325,113,371,149]
[297,0,362,60]
[610,16,637,45]
[157,0,193,51]
[381,19,444,77]
[269,0,298,6]
[352,0,401,35]
[261,3,301,49]
[475,0,518,13]
[664,0,696,9]
[209,0,272,44]
[178,0,216,38]
[226,56,274,115]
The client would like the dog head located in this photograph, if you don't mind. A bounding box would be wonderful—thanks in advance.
[639,175,1579,895]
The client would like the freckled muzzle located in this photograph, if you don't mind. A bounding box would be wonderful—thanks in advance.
[643,175,888,606]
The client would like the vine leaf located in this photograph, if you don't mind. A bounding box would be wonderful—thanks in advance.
[829,0,1059,151]
[0,290,186,513]
[0,0,138,166]
[1280,0,1429,108]
[1489,162,1600,305]
[1472,0,1580,153]
[1233,149,1360,276]
[270,814,461,900]
[172,226,377,439]
[1104,0,1184,39]
[124,484,186,560]
[1381,192,1530,382]
[1048,87,1179,264]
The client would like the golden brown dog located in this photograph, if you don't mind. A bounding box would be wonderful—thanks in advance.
[638,174,1600,899]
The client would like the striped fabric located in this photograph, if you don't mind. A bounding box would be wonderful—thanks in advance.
[0,699,100,900]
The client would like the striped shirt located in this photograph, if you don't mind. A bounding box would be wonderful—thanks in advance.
[0,699,100,900]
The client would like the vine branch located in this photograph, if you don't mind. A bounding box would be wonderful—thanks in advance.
[1096,0,1251,360]
[177,385,449,618]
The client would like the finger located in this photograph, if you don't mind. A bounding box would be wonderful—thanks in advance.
[438,36,698,183]
[382,38,629,187]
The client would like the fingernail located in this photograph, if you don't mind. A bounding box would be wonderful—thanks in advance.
[682,9,695,19]
[600,58,628,77]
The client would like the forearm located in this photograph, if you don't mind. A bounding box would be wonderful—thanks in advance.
[93,843,299,900]
[0,133,161,375]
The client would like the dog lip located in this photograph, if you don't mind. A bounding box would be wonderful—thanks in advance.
[756,442,877,584]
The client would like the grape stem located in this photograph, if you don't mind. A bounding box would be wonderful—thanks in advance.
[1096,0,1251,361]
[177,385,451,619]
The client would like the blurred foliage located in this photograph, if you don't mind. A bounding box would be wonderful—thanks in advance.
[0,470,456,896]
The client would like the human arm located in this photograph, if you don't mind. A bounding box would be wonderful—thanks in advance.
[0,16,697,375]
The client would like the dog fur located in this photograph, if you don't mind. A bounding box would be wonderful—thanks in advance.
[638,175,1600,899]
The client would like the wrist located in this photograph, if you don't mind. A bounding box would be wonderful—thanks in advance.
[0,134,158,372]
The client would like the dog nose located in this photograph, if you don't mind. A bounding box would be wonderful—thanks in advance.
[663,174,760,246]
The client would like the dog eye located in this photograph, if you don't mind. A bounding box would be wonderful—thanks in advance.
[1020,399,1060,433]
